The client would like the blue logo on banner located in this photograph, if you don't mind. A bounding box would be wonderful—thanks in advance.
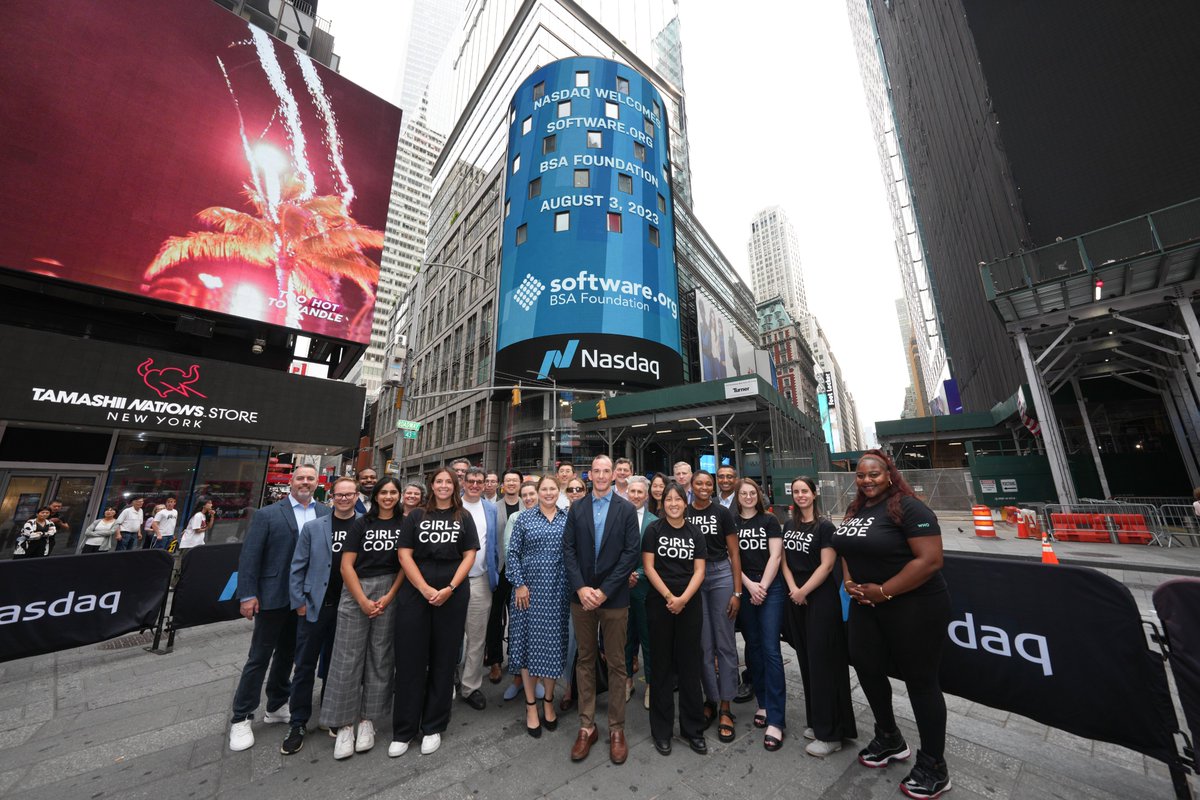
[537,339,579,379]
[218,572,238,601]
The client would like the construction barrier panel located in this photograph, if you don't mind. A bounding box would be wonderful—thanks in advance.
[171,543,244,629]
[0,550,173,663]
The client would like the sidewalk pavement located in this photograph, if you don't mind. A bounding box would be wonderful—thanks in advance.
[0,559,1185,800]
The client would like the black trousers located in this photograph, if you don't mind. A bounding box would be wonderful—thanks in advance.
[484,568,510,666]
[231,607,297,722]
[848,589,951,758]
[289,602,339,727]
[646,588,705,740]
[785,578,858,742]
[392,561,470,741]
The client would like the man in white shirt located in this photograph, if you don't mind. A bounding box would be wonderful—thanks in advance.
[716,466,738,509]
[151,497,179,549]
[613,458,633,500]
[555,462,575,509]
[458,467,500,710]
[114,497,144,551]
[673,461,694,504]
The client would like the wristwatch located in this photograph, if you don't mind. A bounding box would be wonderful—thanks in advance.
[733,592,742,598]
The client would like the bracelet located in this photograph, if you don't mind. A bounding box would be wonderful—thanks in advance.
[880,584,893,602]
[448,584,457,593]
[733,591,742,598]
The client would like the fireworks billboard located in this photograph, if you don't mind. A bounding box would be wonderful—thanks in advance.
[0,2,401,344]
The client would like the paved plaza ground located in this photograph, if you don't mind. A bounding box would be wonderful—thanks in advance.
[0,524,1193,799]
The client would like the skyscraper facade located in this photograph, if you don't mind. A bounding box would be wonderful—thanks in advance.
[801,314,863,453]
[747,206,808,324]
[757,298,819,420]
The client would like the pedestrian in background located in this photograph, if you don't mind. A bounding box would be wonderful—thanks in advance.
[81,507,120,553]
[141,505,162,549]
[151,497,179,550]
[179,500,213,550]
[114,497,144,551]
[14,507,55,558]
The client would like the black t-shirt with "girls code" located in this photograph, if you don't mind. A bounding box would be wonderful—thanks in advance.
[831,495,946,596]
[782,518,836,578]
[735,512,782,575]
[642,518,707,591]
[398,507,480,562]
[343,515,403,579]
[685,502,736,561]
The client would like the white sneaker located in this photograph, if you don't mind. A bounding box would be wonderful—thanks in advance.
[263,704,290,724]
[802,727,816,740]
[333,725,355,760]
[229,720,254,752]
[420,733,441,755]
[355,720,376,753]
[805,739,843,757]
[388,740,409,757]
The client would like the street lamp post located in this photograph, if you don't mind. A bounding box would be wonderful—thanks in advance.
[525,370,557,471]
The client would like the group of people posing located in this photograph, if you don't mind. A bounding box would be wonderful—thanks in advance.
[226,449,952,800]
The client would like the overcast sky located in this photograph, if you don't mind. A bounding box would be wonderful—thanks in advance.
[320,0,909,444]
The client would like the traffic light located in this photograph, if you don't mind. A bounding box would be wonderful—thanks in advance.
[393,387,404,410]
[597,398,608,420]
[512,386,522,406]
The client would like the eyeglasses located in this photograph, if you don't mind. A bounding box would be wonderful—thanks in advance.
[465,479,484,485]
[333,493,357,500]
[566,486,586,493]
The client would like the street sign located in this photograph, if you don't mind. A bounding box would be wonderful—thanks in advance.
[403,430,418,439]
[396,419,421,431]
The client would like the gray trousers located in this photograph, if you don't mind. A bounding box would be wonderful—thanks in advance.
[700,558,738,703]
[459,574,493,695]
[318,574,397,729]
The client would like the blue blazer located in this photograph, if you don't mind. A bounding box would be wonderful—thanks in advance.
[289,511,361,622]
[238,497,331,610]
[480,498,501,591]
[562,491,641,609]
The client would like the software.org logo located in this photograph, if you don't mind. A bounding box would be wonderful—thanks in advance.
[513,274,545,311]
[537,340,579,380]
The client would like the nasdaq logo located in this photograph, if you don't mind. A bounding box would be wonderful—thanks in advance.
[537,340,580,379]
[513,273,546,311]
[219,572,238,601]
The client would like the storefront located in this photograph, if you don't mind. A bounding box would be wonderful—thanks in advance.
[0,326,364,556]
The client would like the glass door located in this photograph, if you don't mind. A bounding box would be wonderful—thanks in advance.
[0,475,51,556]
[53,476,100,551]
[0,472,103,557]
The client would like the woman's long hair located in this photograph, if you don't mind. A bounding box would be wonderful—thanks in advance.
[789,476,821,529]
[843,449,916,525]
[423,467,464,523]
[647,472,669,515]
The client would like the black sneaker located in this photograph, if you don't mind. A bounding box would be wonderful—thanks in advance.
[280,725,306,755]
[857,724,910,768]
[900,750,952,798]
[462,689,487,710]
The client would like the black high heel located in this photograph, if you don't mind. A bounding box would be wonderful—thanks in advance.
[525,699,542,738]
[542,693,558,731]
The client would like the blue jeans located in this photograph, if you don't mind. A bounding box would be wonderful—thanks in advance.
[114,532,139,551]
[739,576,787,728]
[151,535,174,550]
[700,559,738,702]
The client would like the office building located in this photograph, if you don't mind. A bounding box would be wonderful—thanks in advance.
[895,297,927,417]
[801,315,863,453]
[757,298,819,420]
[747,206,808,324]
[213,0,339,68]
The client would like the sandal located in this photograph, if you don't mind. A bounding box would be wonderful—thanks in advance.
[702,701,717,730]
[525,699,542,738]
[764,731,784,752]
[718,709,736,743]
[753,709,768,729]
[543,693,558,731]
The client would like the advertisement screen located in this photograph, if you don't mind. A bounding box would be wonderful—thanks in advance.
[1,2,402,344]
[495,57,683,389]
[696,292,771,382]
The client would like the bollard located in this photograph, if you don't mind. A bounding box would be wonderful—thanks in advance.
[972,505,997,538]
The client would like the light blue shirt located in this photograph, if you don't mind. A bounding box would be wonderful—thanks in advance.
[289,493,317,533]
[592,489,612,559]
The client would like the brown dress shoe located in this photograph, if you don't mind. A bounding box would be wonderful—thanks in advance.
[570,727,598,762]
[610,729,628,764]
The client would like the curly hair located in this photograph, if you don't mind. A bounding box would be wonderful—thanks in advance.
[843,449,916,526]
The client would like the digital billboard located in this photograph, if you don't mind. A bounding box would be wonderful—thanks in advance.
[0,2,402,344]
[496,57,683,389]
[696,292,773,383]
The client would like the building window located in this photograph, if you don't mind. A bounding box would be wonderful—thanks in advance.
[558,100,571,118]
[574,169,589,188]
[528,177,541,198]
[521,116,532,135]
[657,193,666,212]
[504,198,511,218]
[555,211,570,232]
[618,173,633,193]
[587,130,602,148]
[616,76,630,94]
[516,224,527,245]
[575,71,589,88]
[512,154,521,174]
[605,101,619,120]
[643,116,654,136]
[508,106,515,124]
[652,100,660,118]
[543,134,556,155]
[648,225,660,246]
[607,212,622,233]
[533,81,545,101]
[633,142,645,161]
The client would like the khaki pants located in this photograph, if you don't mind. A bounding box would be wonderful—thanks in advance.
[571,603,629,731]
[459,574,493,695]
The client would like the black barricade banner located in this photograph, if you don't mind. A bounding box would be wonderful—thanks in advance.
[1152,579,1200,750]
[0,550,173,663]
[172,543,243,629]
[938,555,1177,761]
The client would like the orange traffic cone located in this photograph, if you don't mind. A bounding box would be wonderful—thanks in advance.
[1040,533,1059,565]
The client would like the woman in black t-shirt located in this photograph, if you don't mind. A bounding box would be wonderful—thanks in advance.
[390,468,479,758]
[642,482,708,757]
[320,478,406,760]
[780,476,857,759]
[834,450,951,799]
[733,478,786,750]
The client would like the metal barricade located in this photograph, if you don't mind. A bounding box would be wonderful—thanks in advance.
[1157,505,1200,548]
[1043,502,1166,546]
[1114,495,1193,508]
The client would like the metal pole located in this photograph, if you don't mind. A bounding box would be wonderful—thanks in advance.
[1168,371,1200,468]
[1175,298,1200,366]
[711,415,720,469]
[1016,332,1078,504]
[1160,382,1200,488]
[1070,378,1111,499]
[551,377,557,470]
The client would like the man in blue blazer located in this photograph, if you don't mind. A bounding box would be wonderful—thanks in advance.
[562,454,641,765]
[228,465,331,753]
[458,467,502,710]
[278,476,361,755]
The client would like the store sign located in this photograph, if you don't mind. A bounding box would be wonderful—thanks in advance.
[0,326,364,447]
[495,57,684,389]
[724,378,758,399]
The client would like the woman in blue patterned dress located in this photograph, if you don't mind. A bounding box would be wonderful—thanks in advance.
[507,474,570,737]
